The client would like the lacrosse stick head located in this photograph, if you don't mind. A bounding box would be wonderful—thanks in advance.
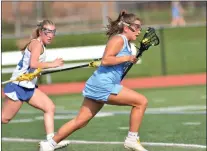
[138,27,160,51]
[16,68,42,81]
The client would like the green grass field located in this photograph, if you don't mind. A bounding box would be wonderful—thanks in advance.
[2,85,206,151]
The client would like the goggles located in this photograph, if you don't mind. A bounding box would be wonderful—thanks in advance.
[122,22,142,32]
[42,27,56,36]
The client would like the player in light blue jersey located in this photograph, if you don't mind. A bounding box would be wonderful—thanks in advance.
[2,19,69,149]
[40,10,148,151]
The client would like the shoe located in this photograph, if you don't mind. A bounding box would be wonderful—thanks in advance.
[54,140,70,150]
[39,141,54,151]
[124,137,148,151]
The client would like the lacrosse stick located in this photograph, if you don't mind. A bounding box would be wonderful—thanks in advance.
[1,59,101,85]
[121,27,160,80]
[1,68,42,85]
[41,58,101,75]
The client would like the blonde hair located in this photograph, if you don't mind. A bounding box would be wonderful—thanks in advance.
[106,10,140,39]
[19,19,55,51]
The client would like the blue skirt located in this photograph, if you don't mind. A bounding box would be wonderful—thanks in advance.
[83,83,123,102]
[4,83,35,102]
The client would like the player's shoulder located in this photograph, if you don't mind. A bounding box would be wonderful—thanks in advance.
[28,39,43,50]
[30,39,42,46]
[108,34,124,45]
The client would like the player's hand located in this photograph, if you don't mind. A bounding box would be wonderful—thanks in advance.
[52,58,64,67]
[127,55,138,64]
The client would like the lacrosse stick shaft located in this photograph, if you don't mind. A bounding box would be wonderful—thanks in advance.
[1,79,14,85]
[41,58,102,75]
[41,64,89,75]
[1,64,90,84]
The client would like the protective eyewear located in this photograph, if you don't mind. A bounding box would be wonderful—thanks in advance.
[130,23,142,31]
[122,22,142,32]
[42,27,56,36]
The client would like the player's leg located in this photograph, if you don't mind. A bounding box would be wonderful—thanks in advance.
[53,97,104,142]
[179,17,186,26]
[39,97,104,151]
[28,88,55,139]
[29,88,70,149]
[107,86,148,132]
[107,86,148,151]
[2,96,23,124]
[2,83,25,124]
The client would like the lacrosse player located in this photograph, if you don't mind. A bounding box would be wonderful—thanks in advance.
[2,19,69,149]
[171,1,186,26]
[40,10,148,151]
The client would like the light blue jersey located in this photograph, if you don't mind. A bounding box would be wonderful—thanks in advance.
[172,6,180,18]
[83,34,132,101]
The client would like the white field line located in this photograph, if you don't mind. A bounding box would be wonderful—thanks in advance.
[183,122,201,126]
[119,121,202,130]
[9,113,114,123]
[118,127,129,130]
[19,105,206,114]
[146,105,206,112]
[2,137,206,149]
[9,111,206,124]
[10,106,206,123]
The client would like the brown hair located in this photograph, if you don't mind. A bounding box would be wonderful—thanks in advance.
[19,19,55,51]
[106,10,140,39]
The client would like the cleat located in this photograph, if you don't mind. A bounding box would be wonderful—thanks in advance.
[54,140,70,150]
[39,141,54,151]
[39,140,69,151]
[124,137,148,151]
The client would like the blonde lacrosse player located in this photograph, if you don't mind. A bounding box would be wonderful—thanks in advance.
[39,10,148,151]
[2,19,69,149]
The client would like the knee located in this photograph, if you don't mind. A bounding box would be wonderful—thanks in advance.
[141,96,148,108]
[135,96,148,108]
[44,103,55,114]
[2,116,10,124]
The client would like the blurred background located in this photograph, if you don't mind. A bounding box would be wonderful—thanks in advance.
[2,1,206,37]
[2,1,206,84]
[1,2,206,151]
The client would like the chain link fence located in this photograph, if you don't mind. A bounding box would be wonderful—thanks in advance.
[2,1,206,39]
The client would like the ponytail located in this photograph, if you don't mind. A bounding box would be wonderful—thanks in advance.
[105,10,140,39]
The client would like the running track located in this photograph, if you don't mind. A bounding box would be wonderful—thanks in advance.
[38,73,206,95]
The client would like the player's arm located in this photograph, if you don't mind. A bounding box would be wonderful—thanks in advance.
[101,36,131,66]
[29,41,62,69]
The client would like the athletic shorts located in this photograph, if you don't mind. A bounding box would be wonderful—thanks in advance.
[83,83,123,102]
[3,83,35,102]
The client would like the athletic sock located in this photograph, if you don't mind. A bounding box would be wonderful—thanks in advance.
[48,138,57,147]
[46,133,55,141]
[127,131,138,139]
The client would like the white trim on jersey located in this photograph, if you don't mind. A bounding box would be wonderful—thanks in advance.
[11,39,46,88]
